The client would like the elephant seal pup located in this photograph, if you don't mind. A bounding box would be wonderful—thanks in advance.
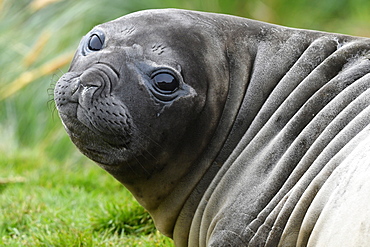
[54,9,370,246]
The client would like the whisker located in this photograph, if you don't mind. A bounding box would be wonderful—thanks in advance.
[47,74,59,120]
[124,160,140,178]
[131,126,162,163]
[132,123,165,151]
[120,124,168,176]
[132,154,152,177]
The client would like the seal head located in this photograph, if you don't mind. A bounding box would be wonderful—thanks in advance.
[54,9,231,236]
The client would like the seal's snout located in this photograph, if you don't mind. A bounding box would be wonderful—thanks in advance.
[54,64,133,150]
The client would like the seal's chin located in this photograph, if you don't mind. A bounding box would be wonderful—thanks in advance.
[61,114,165,183]
[59,113,132,166]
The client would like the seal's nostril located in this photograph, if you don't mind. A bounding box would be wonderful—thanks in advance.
[84,81,101,88]
[71,78,81,95]
[69,78,82,103]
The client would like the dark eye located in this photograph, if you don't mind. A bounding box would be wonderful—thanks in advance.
[88,34,104,51]
[152,73,179,93]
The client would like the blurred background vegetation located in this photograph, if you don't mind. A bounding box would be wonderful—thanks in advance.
[1,0,370,246]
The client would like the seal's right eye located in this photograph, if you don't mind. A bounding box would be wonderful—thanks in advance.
[88,34,104,51]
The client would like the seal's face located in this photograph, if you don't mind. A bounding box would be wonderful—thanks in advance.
[54,10,228,183]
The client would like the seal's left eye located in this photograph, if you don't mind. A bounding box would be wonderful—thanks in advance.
[88,34,104,51]
[152,73,179,93]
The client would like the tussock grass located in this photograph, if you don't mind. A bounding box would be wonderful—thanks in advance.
[1,0,370,246]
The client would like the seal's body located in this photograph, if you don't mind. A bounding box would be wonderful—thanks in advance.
[55,9,370,246]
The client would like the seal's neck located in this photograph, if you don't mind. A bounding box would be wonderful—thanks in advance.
[183,29,370,246]
[169,26,341,245]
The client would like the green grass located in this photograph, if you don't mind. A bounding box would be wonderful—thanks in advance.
[1,0,370,246]
[0,150,173,246]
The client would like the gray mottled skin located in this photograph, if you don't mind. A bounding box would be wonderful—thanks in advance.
[54,9,370,246]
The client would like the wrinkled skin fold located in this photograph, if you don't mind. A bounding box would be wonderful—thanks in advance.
[54,9,370,246]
